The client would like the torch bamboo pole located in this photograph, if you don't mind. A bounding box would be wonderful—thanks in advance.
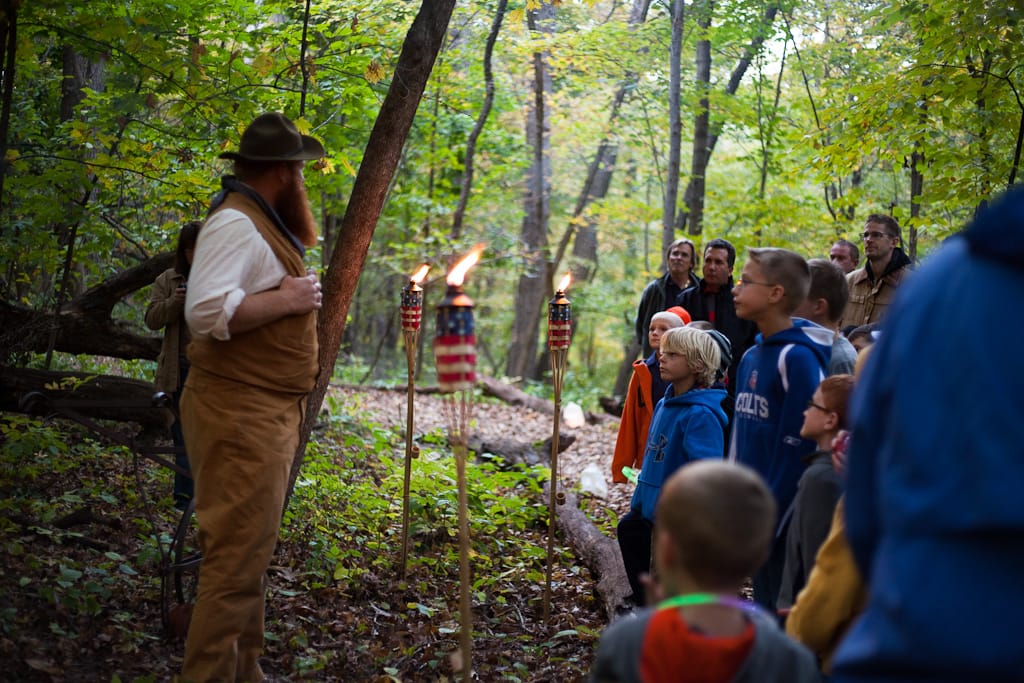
[398,329,418,578]
[442,392,473,682]
[543,346,568,622]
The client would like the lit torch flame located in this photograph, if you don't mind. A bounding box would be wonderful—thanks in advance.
[446,245,485,287]
[410,264,430,284]
[556,273,572,294]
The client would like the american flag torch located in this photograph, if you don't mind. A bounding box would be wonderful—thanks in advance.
[398,264,429,578]
[433,245,483,682]
[543,273,572,621]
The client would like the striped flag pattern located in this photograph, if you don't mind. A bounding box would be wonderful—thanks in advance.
[400,287,423,332]
[548,302,572,349]
[435,305,476,392]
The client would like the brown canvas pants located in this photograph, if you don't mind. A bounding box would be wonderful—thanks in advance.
[178,367,303,683]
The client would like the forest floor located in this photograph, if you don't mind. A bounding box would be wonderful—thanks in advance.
[1,383,634,682]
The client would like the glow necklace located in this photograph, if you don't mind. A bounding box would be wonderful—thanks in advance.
[657,593,760,613]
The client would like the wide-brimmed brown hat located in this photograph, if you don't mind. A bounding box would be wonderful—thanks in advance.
[219,112,325,162]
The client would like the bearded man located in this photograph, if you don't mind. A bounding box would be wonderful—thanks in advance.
[179,112,324,682]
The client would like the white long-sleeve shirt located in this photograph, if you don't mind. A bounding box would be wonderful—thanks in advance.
[184,208,287,341]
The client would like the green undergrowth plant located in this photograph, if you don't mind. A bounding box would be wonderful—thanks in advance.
[284,403,555,593]
[275,394,600,678]
[0,413,181,671]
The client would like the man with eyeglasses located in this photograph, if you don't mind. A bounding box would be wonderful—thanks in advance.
[840,215,912,329]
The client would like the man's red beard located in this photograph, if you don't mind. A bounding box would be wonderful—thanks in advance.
[275,172,319,247]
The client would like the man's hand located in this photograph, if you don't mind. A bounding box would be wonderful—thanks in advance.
[227,271,323,335]
[279,271,322,314]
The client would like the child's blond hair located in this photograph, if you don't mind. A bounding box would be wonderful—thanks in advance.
[659,327,721,387]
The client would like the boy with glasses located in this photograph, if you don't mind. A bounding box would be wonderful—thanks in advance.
[729,248,833,611]
[840,214,912,328]
[778,374,855,612]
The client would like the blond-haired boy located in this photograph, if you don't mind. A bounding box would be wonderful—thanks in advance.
[616,327,728,604]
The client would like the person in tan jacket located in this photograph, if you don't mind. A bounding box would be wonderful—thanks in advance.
[145,221,200,509]
[841,215,911,328]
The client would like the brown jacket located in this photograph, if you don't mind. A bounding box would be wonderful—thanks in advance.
[145,268,189,393]
[841,251,911,328]
[187,192,318,394]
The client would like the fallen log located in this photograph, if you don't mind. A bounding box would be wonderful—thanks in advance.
[2,366,172,432]
[545,482,632,620]
[468,433,576,467]
[477,375,617,425]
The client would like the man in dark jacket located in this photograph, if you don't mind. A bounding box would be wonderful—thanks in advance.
[635,238,700,357]
[675,238,757,393]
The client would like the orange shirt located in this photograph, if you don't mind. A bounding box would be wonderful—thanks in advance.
[640,608,755,683]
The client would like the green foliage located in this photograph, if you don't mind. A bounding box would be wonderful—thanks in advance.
[5,0,1020,392]
[285,402,552,595]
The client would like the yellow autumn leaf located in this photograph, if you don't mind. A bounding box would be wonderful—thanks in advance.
[339,157,356,177]
[293,117,312,135]
[251,51,274,77]
[312,157,335,174]
[508,8,524,23]
[6,149,19,164]
[365,60,385,84]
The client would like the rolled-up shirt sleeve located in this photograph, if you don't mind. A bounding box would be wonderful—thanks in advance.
[185,208,287,341]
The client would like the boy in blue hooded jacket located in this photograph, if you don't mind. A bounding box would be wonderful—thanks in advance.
[729,247,832,611]
[617,326,728,604]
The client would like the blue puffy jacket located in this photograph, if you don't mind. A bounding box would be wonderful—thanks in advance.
[834,185,1024,682]
[630,385,728,522]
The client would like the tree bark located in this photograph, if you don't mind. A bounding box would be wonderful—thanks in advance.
[663,0,686,257]
[1,366,170,430]
[547,484,632,619]
[289,0,457,499]
[505,2,555,383]
[686,0,713,236]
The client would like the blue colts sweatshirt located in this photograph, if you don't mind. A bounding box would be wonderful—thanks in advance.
[728,319,832,530]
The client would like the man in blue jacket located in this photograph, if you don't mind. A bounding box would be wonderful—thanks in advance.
[833,186,1024,681]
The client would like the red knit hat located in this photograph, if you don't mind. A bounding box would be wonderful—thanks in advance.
[666,305,692,325]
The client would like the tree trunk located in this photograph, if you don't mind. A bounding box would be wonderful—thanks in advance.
[663,0,686,257]
[686,0,713,236]
[676,3,780,232]
[505,2,555,383]
[0,0,16,216]
[451,0,508,239]
[909,148,923,262]
[2,366,169,431]
[0,252,171,363]
[289,0,457,499]
[548,484,632,619]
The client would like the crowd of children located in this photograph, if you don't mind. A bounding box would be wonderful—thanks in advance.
[596,233,887,682]
[595,187,1024,682]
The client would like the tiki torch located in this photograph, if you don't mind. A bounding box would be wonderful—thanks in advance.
[433,245,483,682]
[399,264,429,578]
[543,273,572,621]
